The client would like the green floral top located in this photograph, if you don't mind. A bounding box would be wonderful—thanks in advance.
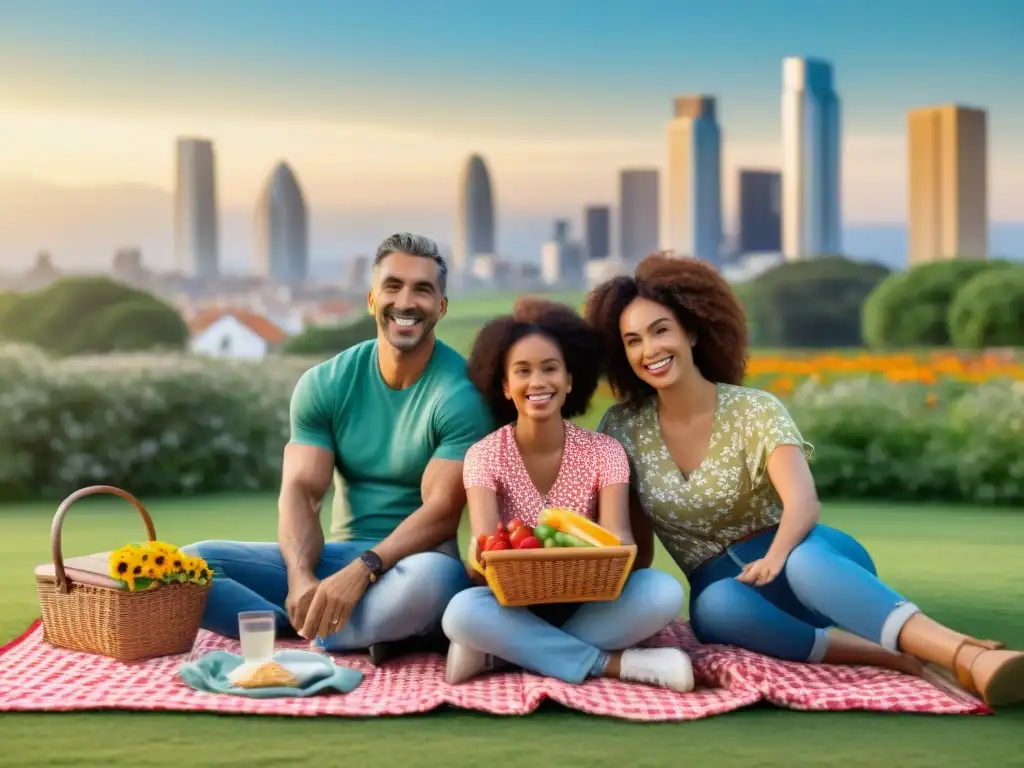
[597,383,812,576]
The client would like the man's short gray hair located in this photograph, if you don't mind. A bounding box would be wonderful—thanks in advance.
[373,232,448,295]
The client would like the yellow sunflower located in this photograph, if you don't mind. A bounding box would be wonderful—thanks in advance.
[148,549,172,581]
[108,547,134,582]
[122,548,147,591]
[179,554,212,585]
[150,541,180,556]
[165,550,187,582]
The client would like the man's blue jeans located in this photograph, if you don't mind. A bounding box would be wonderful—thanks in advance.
[688,524,920,662]
[442,568,685,683]
[181,539,470,650]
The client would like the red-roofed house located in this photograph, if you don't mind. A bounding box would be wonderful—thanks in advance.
[188,309,290,359]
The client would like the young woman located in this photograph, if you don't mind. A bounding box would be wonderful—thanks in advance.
[441,298,693,691]
[585,253,1024,707]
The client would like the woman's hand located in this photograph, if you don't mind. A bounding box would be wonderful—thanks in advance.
[465,535,488,585]
[736,552,787,587]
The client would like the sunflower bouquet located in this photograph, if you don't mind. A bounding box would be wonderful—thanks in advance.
[108,541,213,592]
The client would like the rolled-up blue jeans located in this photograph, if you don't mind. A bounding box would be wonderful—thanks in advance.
[441,568,686,684]
[181,539,470,650]
[687,524,920,662]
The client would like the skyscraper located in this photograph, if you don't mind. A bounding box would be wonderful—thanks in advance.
[254,162,309,283]
[664,95,722,264]
[174,138,219,279]
[781,57,842,260]
[619,169,660,264]
[584,205,611,260]
[738,169,782,254]
[908,105,988,265]
[453,154,496,282]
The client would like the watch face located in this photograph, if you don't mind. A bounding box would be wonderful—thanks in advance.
[362,551,382,573]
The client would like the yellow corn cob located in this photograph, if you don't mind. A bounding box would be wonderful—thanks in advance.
[538,507,621,547]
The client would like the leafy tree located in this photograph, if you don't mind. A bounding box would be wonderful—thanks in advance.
[862,258,1013,349]
[0,277,187,355]
[746,256,890,348]
[282,313,378,357]
[947,266,1024,348]
[89,299,190,352]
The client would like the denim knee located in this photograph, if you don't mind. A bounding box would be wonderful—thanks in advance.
[179,540,223,569]
[392,552,469,620]
[441,587,495,645]
[689,579,749,644]
[631,569,686,625]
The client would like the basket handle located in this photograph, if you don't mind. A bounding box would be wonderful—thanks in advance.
[51,485,157,593]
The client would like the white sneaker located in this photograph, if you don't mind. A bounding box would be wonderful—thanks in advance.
[618,648,695,692]
[445,641,504,685]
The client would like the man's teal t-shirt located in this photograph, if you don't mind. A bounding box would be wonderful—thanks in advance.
[288,338,494,542]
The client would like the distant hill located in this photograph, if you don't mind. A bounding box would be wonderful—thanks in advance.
[1,175,1021,277]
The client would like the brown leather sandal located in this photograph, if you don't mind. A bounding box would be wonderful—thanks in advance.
[923,636,1024,707]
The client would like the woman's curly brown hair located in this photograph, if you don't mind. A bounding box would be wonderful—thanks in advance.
[584,253,748,408]
[467,296,602,426]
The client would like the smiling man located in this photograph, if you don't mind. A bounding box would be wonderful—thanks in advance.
[183,233,493,662]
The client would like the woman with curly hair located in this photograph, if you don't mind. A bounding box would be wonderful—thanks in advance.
[585,254,1024,707]
[441,298,693,691]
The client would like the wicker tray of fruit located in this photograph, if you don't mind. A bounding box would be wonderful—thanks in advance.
[469,508,637,607]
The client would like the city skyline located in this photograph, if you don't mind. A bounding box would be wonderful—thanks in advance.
[0,1,1021,224]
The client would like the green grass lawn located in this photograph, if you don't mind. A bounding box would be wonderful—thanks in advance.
[1,496,1023,766]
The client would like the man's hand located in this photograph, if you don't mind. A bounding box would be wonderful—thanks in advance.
[735,552,787,587]
[299,560,372,641]
[285,571,320,631]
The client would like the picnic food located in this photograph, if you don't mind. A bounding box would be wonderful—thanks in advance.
[228,659,298,689]
[480,513,621,554]
[538,507,622,547]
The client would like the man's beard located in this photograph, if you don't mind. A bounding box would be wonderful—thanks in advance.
[379,309,435,352]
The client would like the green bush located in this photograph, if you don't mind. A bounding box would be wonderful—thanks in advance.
[0,277,188,356]
[281,314,377,357]
[862,259,1013,349]
[786,377,1024,504]
[746,256,890,348]
[947,266,1024,349]
[0,343,1021,505]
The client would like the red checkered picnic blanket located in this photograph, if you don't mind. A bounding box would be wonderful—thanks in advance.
[0,620,989,720]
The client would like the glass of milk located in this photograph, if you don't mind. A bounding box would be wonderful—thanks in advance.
[238,611,277,663]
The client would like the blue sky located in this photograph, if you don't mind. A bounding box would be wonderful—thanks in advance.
[0,0,1021,220]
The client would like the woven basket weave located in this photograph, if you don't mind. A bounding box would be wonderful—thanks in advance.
[35,485,210,662]
[472,545,637,607]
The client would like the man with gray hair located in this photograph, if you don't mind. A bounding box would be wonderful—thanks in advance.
[183,233,493,662]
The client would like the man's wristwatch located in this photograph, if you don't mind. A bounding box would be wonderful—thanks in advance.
[359,550,384,583]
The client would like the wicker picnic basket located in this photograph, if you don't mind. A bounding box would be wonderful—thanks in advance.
[472,544,638,607]
[34,485,210,662]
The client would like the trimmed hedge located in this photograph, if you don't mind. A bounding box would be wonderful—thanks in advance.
[862,259,1014,349]
[1,344,1021,505]
[947,266,1024,349]
[746,256,890,348]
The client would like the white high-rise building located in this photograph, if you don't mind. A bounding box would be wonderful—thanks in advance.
[453,154,496,286]
[664,95,722,265]
[174,138,219,279]
[781,57,842,260]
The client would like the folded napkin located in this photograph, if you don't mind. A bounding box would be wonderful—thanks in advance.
[179,649,363,698]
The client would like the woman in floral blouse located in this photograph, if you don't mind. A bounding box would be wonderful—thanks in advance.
[442,298,692,692]
[585,253,1024,707]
